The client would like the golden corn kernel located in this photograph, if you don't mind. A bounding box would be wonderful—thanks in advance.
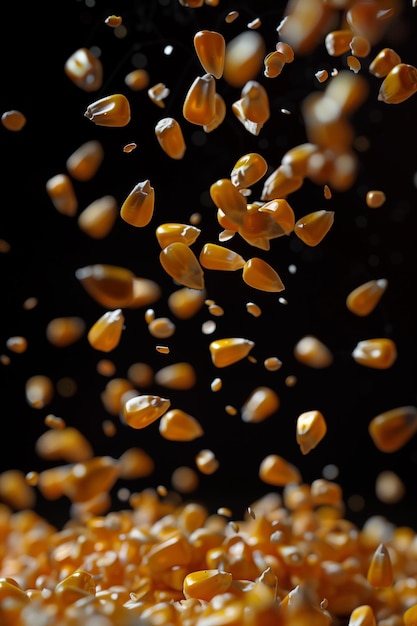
[183,569,232,601]
[144,532,192,573]
[64,47,103,91]
[124,68,150,91]
[120,179,155,227]
[367,544,394,587]
[281,142,319,178]
[324,30,353,56]
[195,449,219,474]
[118,446,155,479]
[346,1,391,44]
[348,604,377,626]
[259,454,302,486]
[148,317,176,339]
[209,337,254,368]
[294,210,335,246]
[171,466,199,493]
[148,82,170,108]
[264,50,286,78]
[154,362,197,389]
[258,198,295,234]
[349,35,371,58]
[105,14,122,27]
[347,55,361,74]
[183,73,216,126]
[324,70,369,116]
[156,223,201,249]
[203,92,226,133]
[260,164,304,200]
[84,94,131,127]
[87,308,125,353]
[352,338,397,369]
[0,578,29,603]
[276,40,295,63]
[211,377,222,391]
[368,405,417,452]
[375,470,405,504]
[167,287,206,319]
[66,139,104,181]
[296,410,327,455]
[246,301,262,317]
[124,277,160,310]
[369,48,401,78]
[232,80,270,136]
[123,142,137,153]
[159,409,204,441]
[101,377,134,415]
[35,427,93,462]
[1,109,26,131]
[193,30,225,79]
[46,173,78,217]
[294,335,333,368]
[277,0,334,55]
[366,189,386,208]
[78,195,118,239]
[63,456,120,503]
[159,242,205,290]
[122,394,171,429]
[199,243,245,271]
[404,604,417,626]
[210,178,247,227]
[25,374,54,408]
[6,336,28,353]
[346,278,388,316]
[0,469,36,509]
[230,152,268,189]
[264,356,282,371]
[378,63,417,104]
[242,257,285,292]
[223,30,266,88]
[127,362,154,387]
[315,69,329,83]
[241,386,280,423]
[155,117,186,159]
[310,478,343,507]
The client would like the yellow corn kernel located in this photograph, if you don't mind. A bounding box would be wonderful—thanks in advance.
[276,41,295,63]
[159,242,205,290]
[347,55,361,74]
[296,410,327,455]
[35,427,93,462]
[183,73,216,126]
[242,257,285,292]
[238,202,287,249]
[378,63,417,104]
[124,68,150,91]
[118,446,155,479]
[348,604,377,626]
[195,449,219,474]
[78,195,118,239]
[167,287,206,319]
[246,301,262,317]
[66,139,104,181]
[209,337,254,368]
[147,317,176,339]
[0,578,29,603]
[56,571,96,596]
[199,243,246,271]
[324,30,353,56]
[1,109,26,131]
[46,173,78,217]
[349,35,371,58]
[369,48,401,78]
[0,469,36,509]
[144,532,192,573]
[281,142,319,178]
[278,0,334,55]
[156,223,201,249]
[230,152,268,189]
[260,164,304,200]
[259,198,295,234]
[324,70,369,116]
[62,456,120,503]
[183,569,232,601]
[404,604,417,626]
[352,338,397,369]
[45,316,86,348]
[203,92,226,132]
[148,82,170,108]
[232,80,270,136]
[36,465,70,499]
[193,30,225,79]
[346,278,388,316]
[101,377,134,415]
[122,394,171,429]
[64,47,103,91]
[210,178,247,227]
[346,1,390,44]
[127,277,162,309]
[127,362,154,387]
[120,179,155,227]
[159,409,204,441]
[105,14,122,27]
[223,30,265,88]
[154,362,197,389]
[87,308,125,353]
[264,356,282,371]
[310,478,343,507]
[294,335,333,368]
[263,50,286,78]
[241,386,280,423]
[259,454,302,486]
[294,210,335,246]
[25,375,54,409]
[367,544,394,588]
[366,189,386,208]
[6,335,28,353]
[368,406,417,453]
[316,69,329,83]
[155,117,186,159]
[84,94,131,127]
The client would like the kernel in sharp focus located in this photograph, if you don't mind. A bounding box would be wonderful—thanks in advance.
[193,30,225,79]
[209,337,254,368]
[122,394,171,429]
[84,94,131,127]
[351,338,397,369]
[346,278,388,316]
[296,409,327,455]
[368,406,417,452]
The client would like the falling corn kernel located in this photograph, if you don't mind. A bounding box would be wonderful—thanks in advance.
[195,449,219,474]
[346,278,388,316]
[155,117,186,159]
[223,30,266,88]
[246,301,262,317]
[264,356,282,371]
[154,362,197,390]
[122,394,171,429]
[294,210,335,246]
[120,179,155,227]
[35,427,93,463]
[366,190,386,208]
[352,338,397,369]
[25,375,54,409]
[225,10,239,23]
[369,48,401,78]
[46,173,78,217]
[261,163,304,200]
[241,386,280,423]
[84,94,131,127]
[211,377,222,391]
[183,74,216,126]
[296,410,327,455]
[264,50,286,78]
[367,544,394,587]
[87,308,125,353]
[6,336,28,353]
[127,362,154,387]
[64,47,103,91]
[1,109,26,131]
[171,466,199,493]
[0,470,36,510]
[348,604,377,626]
[159,409,204,441]
[78,195,118,239]
[230,152,268,189]
[199,243,246,271]
[167,286,206,319]
[242,257,285,292]
[315,69,329,83]
[156,224,201,249]
[105,14,122,27]
[209,337,254,368]
[259,454,302,486]
[118,447,155,478]
[148,317,176,339]
[258,198,295,234]
[193,30,225,79]
[101,378,134,415]
[325,30,353,57]
[148,82,170,107]
[46,317,86,348]
[375,470,405,504]
[347,55,362,74]
[183,569,232,601]
[203,92,227,132]
[159,242,205,290]
[66,139,104,181]
[156,345,170,354]
[210,178,247,227]
[294,335,333,368]
[350,35,371,58]
[368,406,417,452]
[232,80,270,136]
[123,142,137,153]
[124,68,150,91]
[378,63,417,104]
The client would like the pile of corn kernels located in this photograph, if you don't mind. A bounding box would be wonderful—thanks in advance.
[1,0,417,624]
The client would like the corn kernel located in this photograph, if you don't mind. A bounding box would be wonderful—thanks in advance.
[203,92,226,132]
[66,139,104,181]
[155,117,186,159]
[242,257,285,292]
[199,243,246,271]
[258,198,295,234]
[78,195,118,239]
[352,338,397,369]
[154,362,197,389]
[87,308,125,353]
[118,447,155,478]
[183,74,216,126]
[294,210,335,246]
[230,152,268,189]
[296,410,327,455]
[246,301,262,317]
[281,142,319,178]
[378,63,417,104]
[264,356,282,371]
[367,544,394,587]
[264,50,286,78]
[122,394,171,429]
[1,109,26,131]
[159,242,205,290]
[193,30,225,79]
[167,287,206,319]
[105,15,122,27]
[0,470,36,509]
[277,0,334,55]
[368,406,417,452]
[46,173,78,217]
[259,454,302,486]
[375,470,405,504]
[148,82,170,108]
[159,409,204,441]
[369,48,401,78]
[64,47,103,91]
[195,449,219,474]
[124,68,150,91]
[209,337,254,368]
[350,35,371,58]
[232,80,270,136]
[294,335,333,368]
[45,317,86,348]
[346,278,388,316]
[35,427,93,462]
[260,164,304,200]
[223,30,266,88]
[6,336,28,353]
[25,375,54,409]
[366,190,386,208]
[210,178,247,227]
[120,179,155,227]
[325,30,353,56]
[348,604,377,626]
[148,317,176,339]
[84,94,131,127]
[183,569,232,601]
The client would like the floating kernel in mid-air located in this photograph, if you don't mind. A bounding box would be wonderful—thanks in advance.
[84,94,131,127]
[366,190,386,208]
[294,210,335,246]
[25,375,54,409]
[154,362,197,390]
[209,337,254,368]
[183,74,216,126]
[64,47,103,92]
[241,386,280,423]
[296,410,327,455]
[1,109,26,131]
[368,406,417,453]
[352,338,397,369]
[199,243,246,271]
[155,117,186,160]
[210,178,247,227]
[346,278,388,316]
[156,223,201,249]
[378,63,417,104]
[167,287,206,319]
[367,544,394,587]
[46,174,78,217]
[232,80,270,136]
[159,242,205,290]
[120,179,155,227]
[242,257,285,292]
[259,454,301,486]
[87,308,125,353]
[76,264,135,309]
[193,30,225,79]
[66,139,104,181]
[369,48,401,78]
[223,30,265,88]
[159,409,204,441]
[294,335,333,368]
[78,195,118,239]
[122,394,171,429]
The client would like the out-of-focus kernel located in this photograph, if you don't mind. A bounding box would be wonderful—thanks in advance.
[203,92,226,133]
[155,117,186,159]
[171,466,199,493]
[264,356,282,371]
[368,405,417,452]
[6,336,28,353]
[346,278,388,316]
[0,470,36,509]
[66,139,104,181]
[84,94,131,127]
[148,317,176,339]
[294,335,333,368]
[102,419,116,437]
[46,174,78,217]
[350,35,371,58]
[352,338,397,369]
[167,287,206,319]
[105,15,122,27]
[87,309,125,353]
[120,179,155,227]
[148,82,170,108]
[277,0,334,55]
[35,427,93,462]
[375,471,405,504]
[195,449,219,474]
[346,1,392,44]
[1,109,26,131]
[64,47,103,92]
[124,68,150,91]
[225,11,239,23]
[232,80,270,136]
[127,362,154,387]
[241,386,280,423]
[246,301,262,317]
[23,296,38,310]
[369,48,401,78]
[78,195,118,239]
[118,447,155,479]
[366,190,386,208]
[225,405,237,415]
[25,375,54,409]
[159,409,204,441]
[296,410,327,455]
[325,30,353,56]
[259,454,302,486]
[101,378,134,415]
[378,63,417,104]
[209,337,254,368]
[193,30,225,79]
[223,31,266,88]
[211,377,222,392]
[154,362,196,390]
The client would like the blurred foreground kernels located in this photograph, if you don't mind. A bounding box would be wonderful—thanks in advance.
[294,335,333,368]
[66,139,104,181]
[64,47,103,91]
[76,264,135,308]
[223,30,266,88]
[259,454,301,486]
[368,406,417,452]
[78,195,118,239]
[46,174,78,217]
[84,94,131,127]
[25,375,54,409]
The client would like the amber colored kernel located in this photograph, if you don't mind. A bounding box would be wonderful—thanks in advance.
[210,178,247,227]
[232,80,270,135]
[155,117,186,160]
[120,179,155,228]
[315,69,329,83]
[281,142,319,178]
[346,278,387,316]
[122,394,171,429]
[127,277,162,309]
[118,447,155,479]
[375,470,405,504]
[183,569,232,601]
[366,189,386,208]
[159,242,205,290]
[195,449,219,475]
[294,335,333,368]
[223,30,266,88]
[193,30,225,79]
[211,377,222,391]
[208,303,224,316]
[156,223,201,249]
[225,10,239,23]
[1,109,26,131]
[324,184,332,199]
[46,173,78,217]
[310,478,342,507]
[209,337,254,368]
[264,356,282,371]
[368,405,417,453]
[156,345,170,354]
[294,210,335,246]
[352,338,397,369]
[0,239,11,253]
[369,48,401,78]
[6,336,28,353]
[246,301,262,317]
[102,419,116,437]
[64,47,103,92]
[241,386,280,423]
[167,287,206,319]
[78,195,118,239]
[171,466,199,493]
[101,378,134,415]
[148,82,170,108]
[63,456,120,503]
[159,409,204,441]
[66,139,104,181]
[35,427,93,462]
[25,374,54,409]
[0,469,36,509]
[367,544,394,587]
[199,242,246,271]
[87,309,125,353]
[263,50,286,78]
[259,454,301,486]
[378,63,417,104]
[296,410,327,455]
[276,41,294,63]
[258,198,295,234]
[346,1,391,44]
[348,604,377,626]
[260,163,304,201]
[183,73,216,126]
[127,362,154,387]
[105,14,122,27]
[242,257,285,292]
[148,317,176,339]
[123,142,137,153]
[203,92,226,133]
[84,93,131,127]
[154,362,196,390]
[324,30,353,56]
[347,55,361,74]
[350,35,371,58]
[404,604,417,626]
[124,68,150,91]
[230,152,268,189]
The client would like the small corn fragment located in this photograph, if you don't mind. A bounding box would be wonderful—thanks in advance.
[46,173,78,217]
[148,317,176,339]
[159,409,204,441]
[155,117,186,159]
[66,139,104,181]
[346,278,388,316]
[367,544,394,587]
[64,47,103,91]
[325,30,353,56]
[242,257,285,292]
[122,394,171,429]
[199,243,245,271]
[347,55,361,74]
[156,223,201,249]
[259,454,302,486]
[348,604,377,626]
[193,30,225,79]
[209,337,254,368]
[378,63,417,104]
[154,362,197,390]
[366,189,386,208]
[25,375,54,409]
[78,195,118,239]
[241,386,280,423]
[167,287,206,319]
[84,94,131,127]
[210,178,247,227]
[148,82,170,108]
[87,308,125,352]
[352,338,397,369]
[120,179,155,227]
[6,336,28,353]
[232,80,270,136]
[35,427,93,462]
[101,378,134,415]
[195,449,219,474]
[294,335,333,368]
[369,48,401,78]
[264,356,282,371]
[223,30,266,88]
[124,68,150,91]
[159,242,205,290]
[105,14,122,27]
[368,405,417,452]
[76,264,135,308]
[296,410,327,455]
[183,74,216,126]
[1,109,26,131]
[183,569,232,601]
[294,210,335,246]
[264,50,286,78]
[247,301,262,317]
[230,152,268,189]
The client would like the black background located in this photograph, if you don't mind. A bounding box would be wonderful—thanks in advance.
[1,0,417,529]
